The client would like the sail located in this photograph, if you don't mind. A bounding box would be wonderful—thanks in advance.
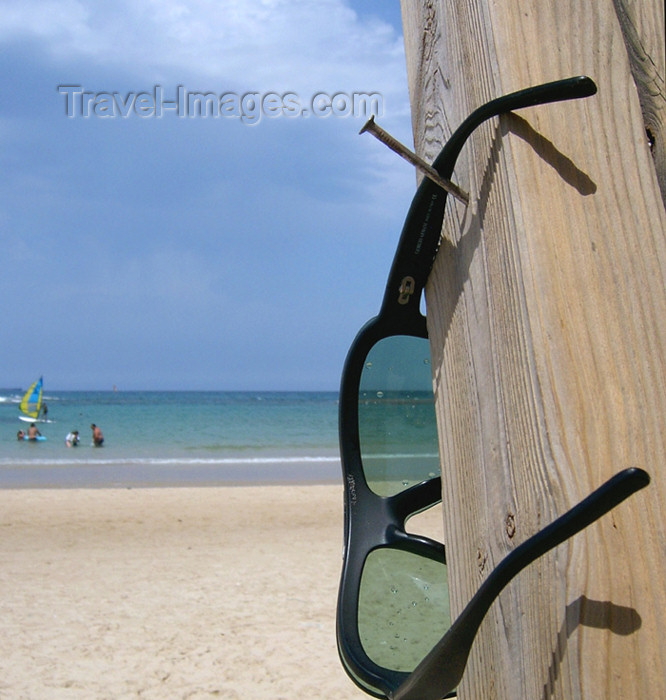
[19,377,43,419]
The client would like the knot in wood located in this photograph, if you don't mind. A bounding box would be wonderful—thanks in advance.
[505,512,516,539]
[477,548,487,573]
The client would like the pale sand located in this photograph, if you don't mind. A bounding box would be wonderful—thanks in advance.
[0,484,365,699]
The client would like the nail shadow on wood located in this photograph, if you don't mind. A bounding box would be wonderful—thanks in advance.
[542,596,642,698]
[506,113,597,195]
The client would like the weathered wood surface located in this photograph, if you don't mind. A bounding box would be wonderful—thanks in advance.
[611,0,666,204]
[401,1,666,698]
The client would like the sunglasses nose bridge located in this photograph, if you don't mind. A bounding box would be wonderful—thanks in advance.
[345,482,404,543]
[384,520,407,544]
[373,493,407,546]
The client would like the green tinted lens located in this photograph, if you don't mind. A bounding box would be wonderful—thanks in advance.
[359,336,440,496]
[358,548,450,672]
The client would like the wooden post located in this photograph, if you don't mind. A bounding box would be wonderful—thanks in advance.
[401,1,666,698]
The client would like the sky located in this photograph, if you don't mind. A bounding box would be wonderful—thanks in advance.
[0,0,418,391]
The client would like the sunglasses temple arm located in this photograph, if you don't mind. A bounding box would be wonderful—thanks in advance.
[432,75,597,179]
[380,76,597,317]
[391,467,650,700]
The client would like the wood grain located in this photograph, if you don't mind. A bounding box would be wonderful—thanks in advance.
[611,0,666,204]
[402,1,666,698]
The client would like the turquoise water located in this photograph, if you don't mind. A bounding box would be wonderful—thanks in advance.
[0,391,340,487]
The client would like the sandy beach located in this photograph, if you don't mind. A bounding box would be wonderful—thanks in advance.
[0,484,364,699]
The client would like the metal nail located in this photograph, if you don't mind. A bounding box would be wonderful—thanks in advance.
[359,116,469,205]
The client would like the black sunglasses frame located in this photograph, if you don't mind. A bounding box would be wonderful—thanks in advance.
[337,76,598,698]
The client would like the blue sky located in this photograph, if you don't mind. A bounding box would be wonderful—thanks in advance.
[0,0,417,391]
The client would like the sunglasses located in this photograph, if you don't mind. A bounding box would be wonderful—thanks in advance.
[336,76,650,699]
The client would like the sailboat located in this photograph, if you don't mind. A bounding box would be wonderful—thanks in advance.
[18,376,50,423]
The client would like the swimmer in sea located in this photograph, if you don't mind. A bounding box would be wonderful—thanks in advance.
[91,423,104,447]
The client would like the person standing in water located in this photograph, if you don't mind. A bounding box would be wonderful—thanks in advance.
[66,430,80,447]
[91,423,104,447]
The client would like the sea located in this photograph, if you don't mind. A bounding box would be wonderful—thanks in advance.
[0,390,341,488]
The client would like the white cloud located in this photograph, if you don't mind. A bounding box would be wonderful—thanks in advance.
[0,0,90,40]
[0,0,407,103]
